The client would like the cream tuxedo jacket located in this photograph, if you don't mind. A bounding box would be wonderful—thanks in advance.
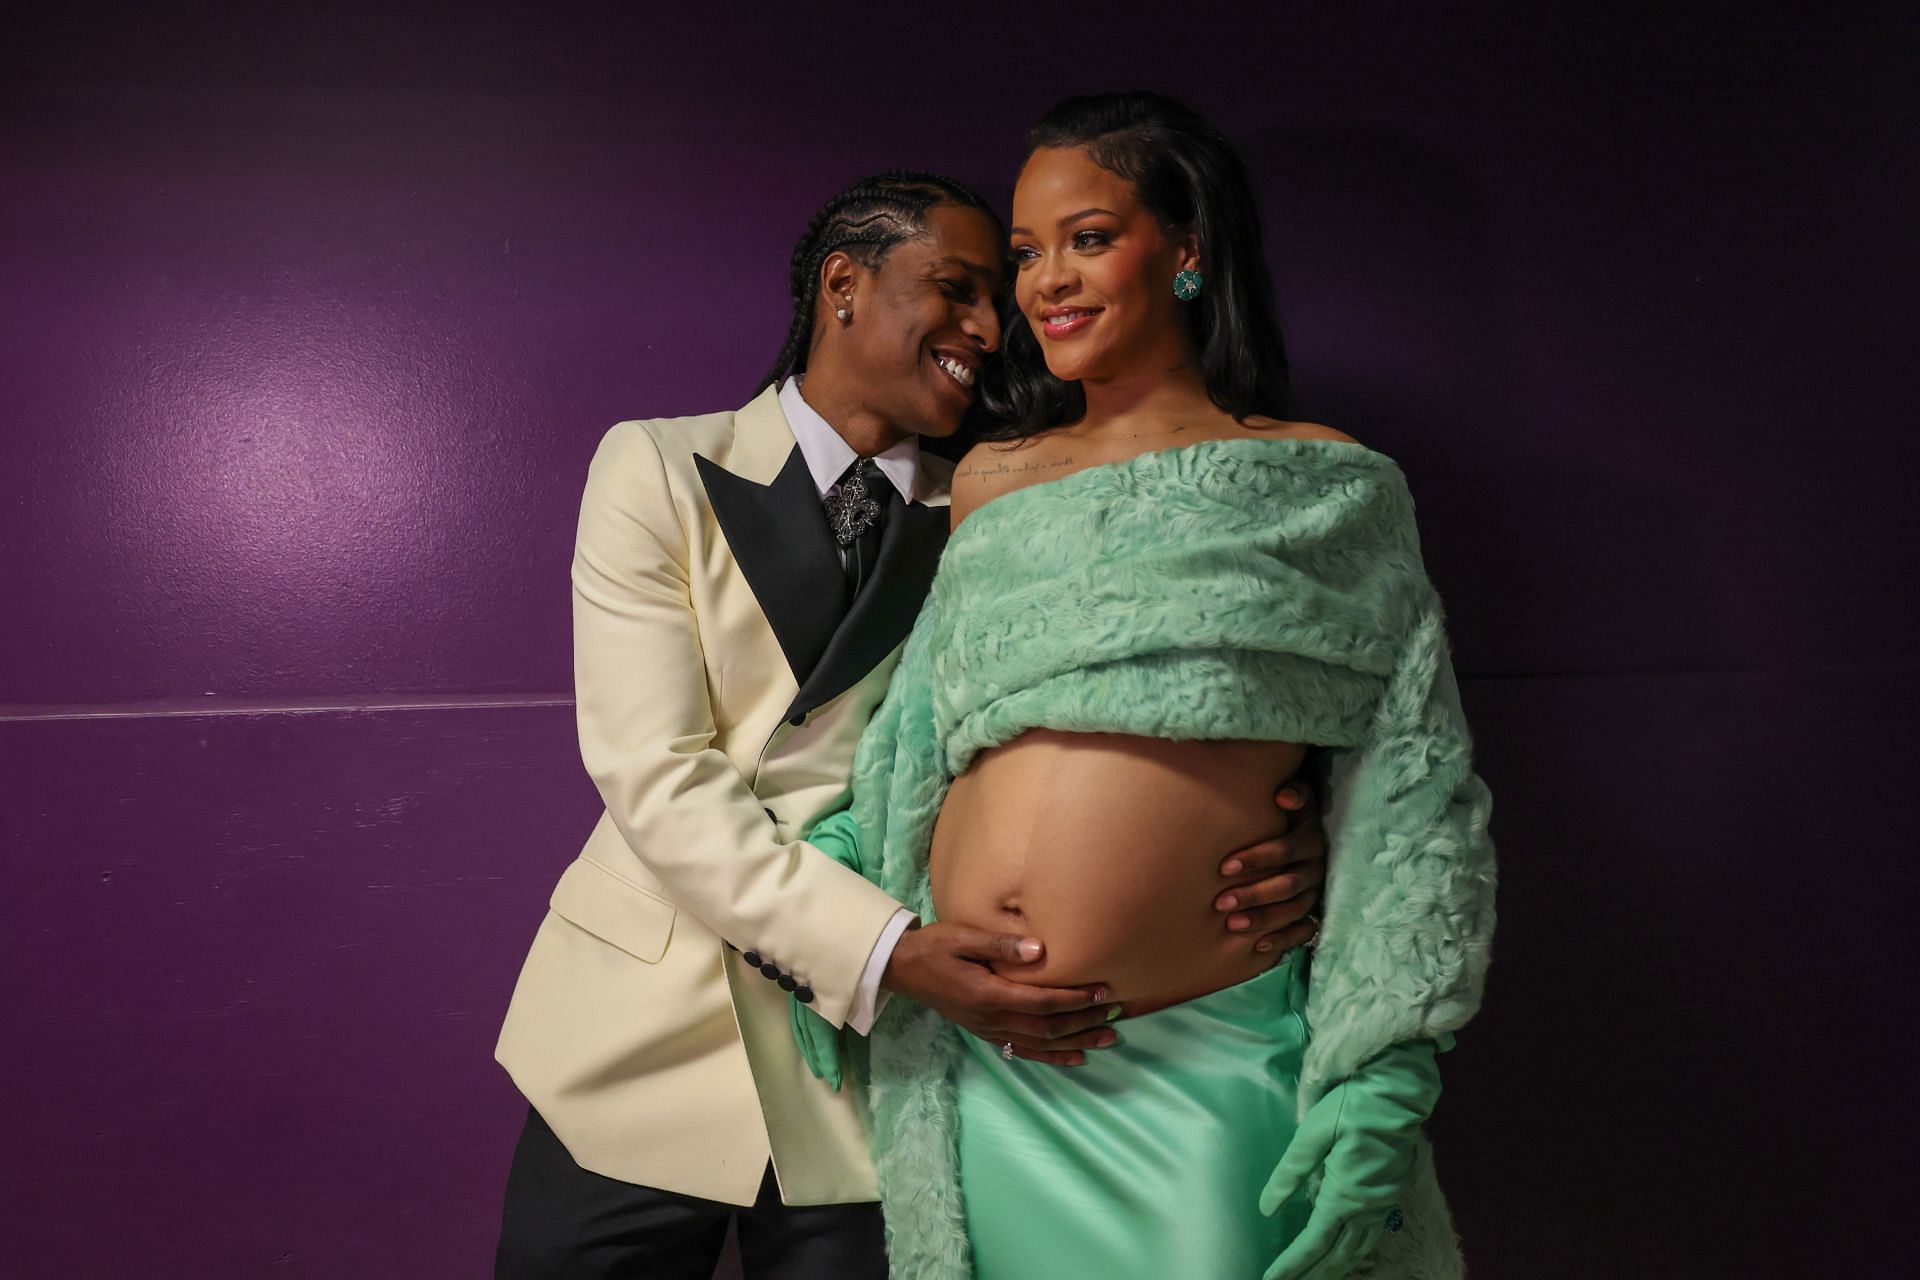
[496,386,954,1206]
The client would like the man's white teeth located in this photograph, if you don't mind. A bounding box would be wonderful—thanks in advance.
[936,355,975,388]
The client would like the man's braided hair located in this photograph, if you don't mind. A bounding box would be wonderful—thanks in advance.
[757,170,1001,394]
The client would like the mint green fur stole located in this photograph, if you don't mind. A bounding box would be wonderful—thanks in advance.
[850,438,1495,1280]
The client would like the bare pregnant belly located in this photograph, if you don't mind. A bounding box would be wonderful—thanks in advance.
[928,730,1308,1014]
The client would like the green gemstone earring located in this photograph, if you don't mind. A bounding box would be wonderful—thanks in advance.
[1172,268,1204,301]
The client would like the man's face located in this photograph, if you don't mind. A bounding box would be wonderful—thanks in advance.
[837,204,1004,438]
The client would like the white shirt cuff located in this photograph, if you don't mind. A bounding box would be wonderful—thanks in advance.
[846,908,916,1035]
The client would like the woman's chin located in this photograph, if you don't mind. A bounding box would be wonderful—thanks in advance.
[1042,354,1091,383]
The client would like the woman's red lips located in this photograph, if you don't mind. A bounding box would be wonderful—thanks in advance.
[1039,306,1101,338]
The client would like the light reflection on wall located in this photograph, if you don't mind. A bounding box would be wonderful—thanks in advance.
[110,290,518,696]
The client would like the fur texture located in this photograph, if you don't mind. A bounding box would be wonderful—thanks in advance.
[850,438,1496,1279]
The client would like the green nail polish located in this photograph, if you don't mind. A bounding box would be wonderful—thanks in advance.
[1106,1005,1124,1022]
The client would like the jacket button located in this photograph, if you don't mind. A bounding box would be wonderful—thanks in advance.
[777,974,797,992]
[794,986,815,1004]
[743,951,762,968]
[760,962,782,980]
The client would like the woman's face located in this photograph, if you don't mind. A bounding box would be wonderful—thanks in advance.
[1009,146,1196,386]
[838,203,1004,438]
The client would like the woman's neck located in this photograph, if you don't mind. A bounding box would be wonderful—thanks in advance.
[1072,344,1215,438]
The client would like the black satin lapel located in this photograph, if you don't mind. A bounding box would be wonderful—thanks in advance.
[786,493,949,722]
[696,449,845,686]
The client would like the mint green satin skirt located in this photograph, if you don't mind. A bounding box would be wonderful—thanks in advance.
[955,954,1313,1279]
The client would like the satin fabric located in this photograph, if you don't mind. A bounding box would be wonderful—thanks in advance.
[956,955,1313,1279]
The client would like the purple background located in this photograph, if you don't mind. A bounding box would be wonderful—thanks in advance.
[3,3,1914,1276]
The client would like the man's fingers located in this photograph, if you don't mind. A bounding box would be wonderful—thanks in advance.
[952,928,1046,966]
[1219,834,1315,878]
[1224,890,1318,935]
[1272,777,1314,829]
[1219,861,1326,915]
[1251,915,1320,957]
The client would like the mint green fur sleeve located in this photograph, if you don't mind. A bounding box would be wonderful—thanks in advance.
[1299,605,1495,1108]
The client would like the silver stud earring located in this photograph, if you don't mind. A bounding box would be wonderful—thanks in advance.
[836,307,850,321]
[836,294,852,322]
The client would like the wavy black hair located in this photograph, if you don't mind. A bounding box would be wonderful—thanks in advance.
[758,170,1001,394]
[979,92,1293,437]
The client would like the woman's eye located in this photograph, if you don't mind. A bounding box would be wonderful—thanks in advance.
[1010,245,1039,265]
[1073,229,1110,250]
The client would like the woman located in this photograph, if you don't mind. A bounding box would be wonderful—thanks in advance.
[808,93,1495,1280]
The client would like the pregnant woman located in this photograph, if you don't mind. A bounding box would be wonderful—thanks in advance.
[805,92,1496,1280]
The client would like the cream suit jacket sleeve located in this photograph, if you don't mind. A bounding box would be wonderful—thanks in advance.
[570,421,906,1029]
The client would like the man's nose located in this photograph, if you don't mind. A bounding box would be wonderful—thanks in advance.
[964,299,1001,353]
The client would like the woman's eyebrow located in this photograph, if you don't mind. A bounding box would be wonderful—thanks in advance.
[1009,207,1120,236]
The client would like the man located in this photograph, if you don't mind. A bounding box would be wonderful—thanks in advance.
[494,172,1326,1278]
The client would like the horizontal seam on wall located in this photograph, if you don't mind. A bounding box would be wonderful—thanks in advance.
[1454,659,1920,681]
[3,660,1913,723]
[0,694,576,723]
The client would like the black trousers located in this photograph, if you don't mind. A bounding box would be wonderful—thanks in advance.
[495,1107,887,1280]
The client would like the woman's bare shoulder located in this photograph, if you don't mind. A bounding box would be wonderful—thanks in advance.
[1239,416,1362,446]
[949,435,1082,529]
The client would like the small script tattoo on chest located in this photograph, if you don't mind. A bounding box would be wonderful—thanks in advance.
[959,455,1077,481]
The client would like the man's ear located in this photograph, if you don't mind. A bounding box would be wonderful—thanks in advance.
[819,251,863,320]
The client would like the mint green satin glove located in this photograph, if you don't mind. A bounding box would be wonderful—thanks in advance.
[789,805,865,1091]
[1259,1036,1447,1280]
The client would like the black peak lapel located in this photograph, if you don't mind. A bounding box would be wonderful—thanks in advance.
[785,491,949,724]
[696,447,845,687]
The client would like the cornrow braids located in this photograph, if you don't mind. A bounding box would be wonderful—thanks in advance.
[757,170,1000,395]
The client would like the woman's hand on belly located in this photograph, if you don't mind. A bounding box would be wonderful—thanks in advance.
[882,921,1125,1066]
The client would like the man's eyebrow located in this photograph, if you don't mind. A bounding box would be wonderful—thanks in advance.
[1009,207,1120,236]
[926,255,1000,281]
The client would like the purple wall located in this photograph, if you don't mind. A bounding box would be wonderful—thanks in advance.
[3,3,1913,1275]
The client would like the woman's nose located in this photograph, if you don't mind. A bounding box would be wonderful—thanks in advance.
[1033,249,1076,296]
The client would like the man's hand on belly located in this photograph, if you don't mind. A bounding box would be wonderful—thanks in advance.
[882,922,1123,1066]
[1214,778,1328,956]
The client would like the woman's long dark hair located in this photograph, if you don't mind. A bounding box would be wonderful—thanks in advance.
[979,92,1293,438]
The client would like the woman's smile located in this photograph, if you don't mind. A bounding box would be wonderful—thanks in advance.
[1038,306,1102,339]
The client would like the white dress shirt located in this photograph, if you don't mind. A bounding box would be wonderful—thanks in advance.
[779,377,918,1035]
